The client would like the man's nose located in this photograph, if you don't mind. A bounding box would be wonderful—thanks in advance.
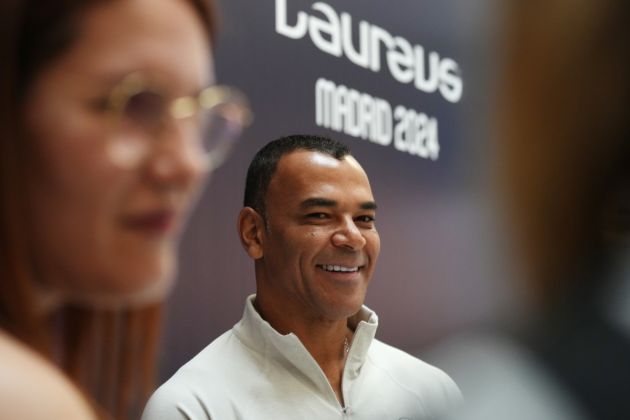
[331,217,367,251]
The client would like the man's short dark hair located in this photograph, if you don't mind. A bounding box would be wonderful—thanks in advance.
[243,134,351,217]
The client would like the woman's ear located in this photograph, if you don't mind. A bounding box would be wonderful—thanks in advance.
[237,207,265,260]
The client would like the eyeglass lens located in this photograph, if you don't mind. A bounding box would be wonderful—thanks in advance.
[107,83,251,170]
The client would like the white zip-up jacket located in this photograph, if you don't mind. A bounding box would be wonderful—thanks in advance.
[143,295,462,420]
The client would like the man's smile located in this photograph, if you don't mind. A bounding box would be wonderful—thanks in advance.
[316,264,363,273]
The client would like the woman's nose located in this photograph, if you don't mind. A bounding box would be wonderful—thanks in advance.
[145,119,209,190]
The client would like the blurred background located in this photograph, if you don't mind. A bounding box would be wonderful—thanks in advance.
[159,0,510,381]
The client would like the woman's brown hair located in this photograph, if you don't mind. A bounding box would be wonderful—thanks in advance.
[0,1,216,418]
[498,0,630,308]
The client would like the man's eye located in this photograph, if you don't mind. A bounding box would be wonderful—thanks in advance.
[356,215,375,223]
[306,213,328,220]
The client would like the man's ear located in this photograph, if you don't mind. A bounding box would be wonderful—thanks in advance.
[237,207,265,260]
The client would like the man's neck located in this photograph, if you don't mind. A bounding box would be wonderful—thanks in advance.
[254,293,354,404]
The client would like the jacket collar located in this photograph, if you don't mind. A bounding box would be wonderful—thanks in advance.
[233,294,378,396]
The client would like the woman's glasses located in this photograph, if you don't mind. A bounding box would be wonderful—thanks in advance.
[103,72,252,170]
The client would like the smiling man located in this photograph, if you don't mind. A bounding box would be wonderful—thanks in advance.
[143,135,462,420]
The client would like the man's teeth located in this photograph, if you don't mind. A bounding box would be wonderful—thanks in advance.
[321,265,359,272]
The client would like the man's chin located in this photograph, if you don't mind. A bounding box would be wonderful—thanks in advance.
[319,298,365,321]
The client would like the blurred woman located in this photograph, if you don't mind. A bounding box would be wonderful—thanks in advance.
[439,1,630,419]
[0,0,250,418]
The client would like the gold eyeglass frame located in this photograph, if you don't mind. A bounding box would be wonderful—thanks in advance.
[104,72,253,170]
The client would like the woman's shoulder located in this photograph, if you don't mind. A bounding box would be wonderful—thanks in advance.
[0,330,97,419]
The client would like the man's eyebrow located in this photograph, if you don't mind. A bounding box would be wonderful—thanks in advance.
[360,201,378,211]
[299,198,378,211]
[300,198,337,209]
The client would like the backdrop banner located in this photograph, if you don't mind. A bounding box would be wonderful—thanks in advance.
[161,0,500,380]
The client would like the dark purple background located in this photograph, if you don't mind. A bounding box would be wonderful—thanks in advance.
[158,0,509,381]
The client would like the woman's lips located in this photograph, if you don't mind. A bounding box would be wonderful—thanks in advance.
[121,210,178,235]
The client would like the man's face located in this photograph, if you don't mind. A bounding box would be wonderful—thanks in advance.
[258,150,380,321]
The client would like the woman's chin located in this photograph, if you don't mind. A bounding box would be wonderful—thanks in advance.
[61,255,177,310]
